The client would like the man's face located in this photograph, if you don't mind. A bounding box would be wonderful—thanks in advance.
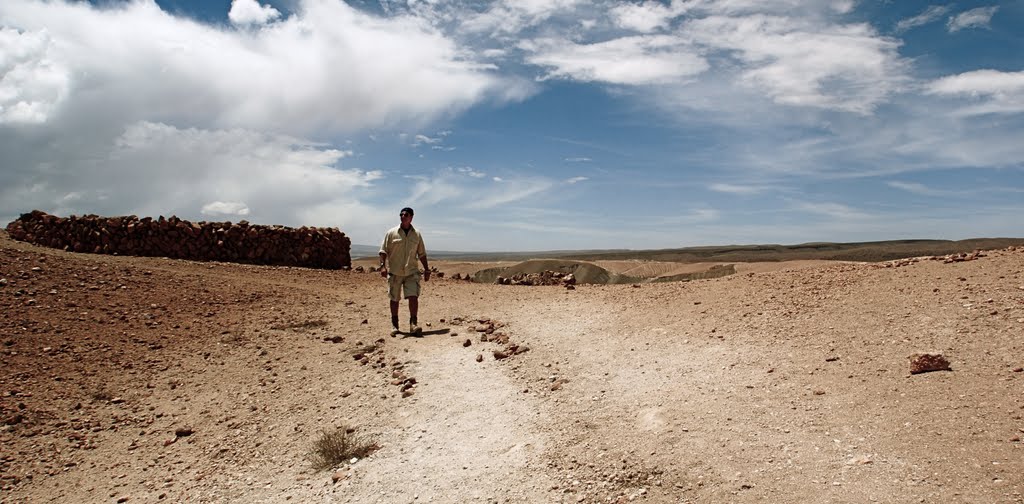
[400,211,413,226]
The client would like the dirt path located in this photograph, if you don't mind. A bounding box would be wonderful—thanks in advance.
[334,331,554,503]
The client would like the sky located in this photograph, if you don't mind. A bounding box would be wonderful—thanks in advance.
[1,0,1022,252]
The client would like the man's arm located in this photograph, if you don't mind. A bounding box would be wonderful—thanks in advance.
[378,232,390,277]
[417,235,429,281]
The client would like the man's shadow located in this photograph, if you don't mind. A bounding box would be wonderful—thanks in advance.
[393,328,451,338]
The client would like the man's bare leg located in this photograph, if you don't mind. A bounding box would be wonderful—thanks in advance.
[390,300,400,329]
[408,296,419,331]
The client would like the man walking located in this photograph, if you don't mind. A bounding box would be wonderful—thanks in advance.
[379,207,430,334]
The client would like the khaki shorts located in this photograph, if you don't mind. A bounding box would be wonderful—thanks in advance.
[388,273,421,301]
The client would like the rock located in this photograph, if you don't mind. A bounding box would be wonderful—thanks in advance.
[332,470,347,483]
[463,339,471,347]
[909,353,951,374]
[475,354,483,362]
[174,427,194,438]
[494,350,509,360]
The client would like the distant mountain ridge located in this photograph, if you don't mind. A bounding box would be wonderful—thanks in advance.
[353,238,1024,263]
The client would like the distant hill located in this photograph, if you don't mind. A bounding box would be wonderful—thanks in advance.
[355,238,1024,263]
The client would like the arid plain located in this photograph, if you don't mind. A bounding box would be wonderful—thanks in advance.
[2,230,1023,503]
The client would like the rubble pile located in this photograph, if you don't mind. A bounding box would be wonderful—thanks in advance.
[494,271,576,287]
[5,210,350,269]
[882,250,987,268]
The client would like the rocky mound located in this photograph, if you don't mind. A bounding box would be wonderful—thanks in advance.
[472,259,626,285]
[6,210,351,269]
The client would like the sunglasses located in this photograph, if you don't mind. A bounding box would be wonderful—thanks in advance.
[400,213,411,218]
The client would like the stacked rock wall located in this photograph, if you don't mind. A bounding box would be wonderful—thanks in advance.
[5,210,351,269]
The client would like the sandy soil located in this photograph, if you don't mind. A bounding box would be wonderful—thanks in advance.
[2,231,1023,503]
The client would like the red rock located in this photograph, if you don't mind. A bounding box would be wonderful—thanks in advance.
[909,353,951,374]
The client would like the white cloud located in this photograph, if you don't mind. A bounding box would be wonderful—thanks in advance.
[830,1,855,15]
[885,181,959,197]
[0,27,69,124]
[228,0,281,26]
[384,0,910,114]
[402,169,555,210]
[412,134,442,146]
[0,120,379,227]
[926,70,1024,116]
[464,178,556,209]
[202,201,251,216]
[709,183,765,194]
[895,5,950,32]
[795,201,869,220]
[610,1,679,33]
[411,130,454,148]
[565,157,591,162]
[458,0,584,36]
[457,167,486,178]
[947,6,999,32]
[927,70,1024,96]
[565,176,588,184]
[521,35,708,85]
[0,0,519,135]
[682,15,908,114]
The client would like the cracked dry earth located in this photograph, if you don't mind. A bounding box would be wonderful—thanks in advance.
[2,231,1023,504]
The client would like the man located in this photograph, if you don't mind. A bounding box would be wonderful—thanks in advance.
[379,207,430,333]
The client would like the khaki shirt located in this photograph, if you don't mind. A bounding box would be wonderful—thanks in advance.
[379,225,426,277]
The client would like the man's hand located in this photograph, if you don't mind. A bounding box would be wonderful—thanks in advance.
[379,266,387,278]
[423,269,431,282]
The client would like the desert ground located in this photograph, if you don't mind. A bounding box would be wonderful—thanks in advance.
[2,230,1023,503]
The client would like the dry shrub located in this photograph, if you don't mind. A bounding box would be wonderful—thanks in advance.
[309,426,378,470]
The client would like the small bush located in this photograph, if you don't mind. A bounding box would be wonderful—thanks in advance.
[309,426,378,470]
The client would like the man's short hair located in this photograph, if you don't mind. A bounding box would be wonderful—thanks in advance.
[400,207,414,216]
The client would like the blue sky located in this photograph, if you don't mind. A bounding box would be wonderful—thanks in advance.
[1,0,1022,251]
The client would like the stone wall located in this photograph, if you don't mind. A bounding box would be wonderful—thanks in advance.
[5,210,351,269]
